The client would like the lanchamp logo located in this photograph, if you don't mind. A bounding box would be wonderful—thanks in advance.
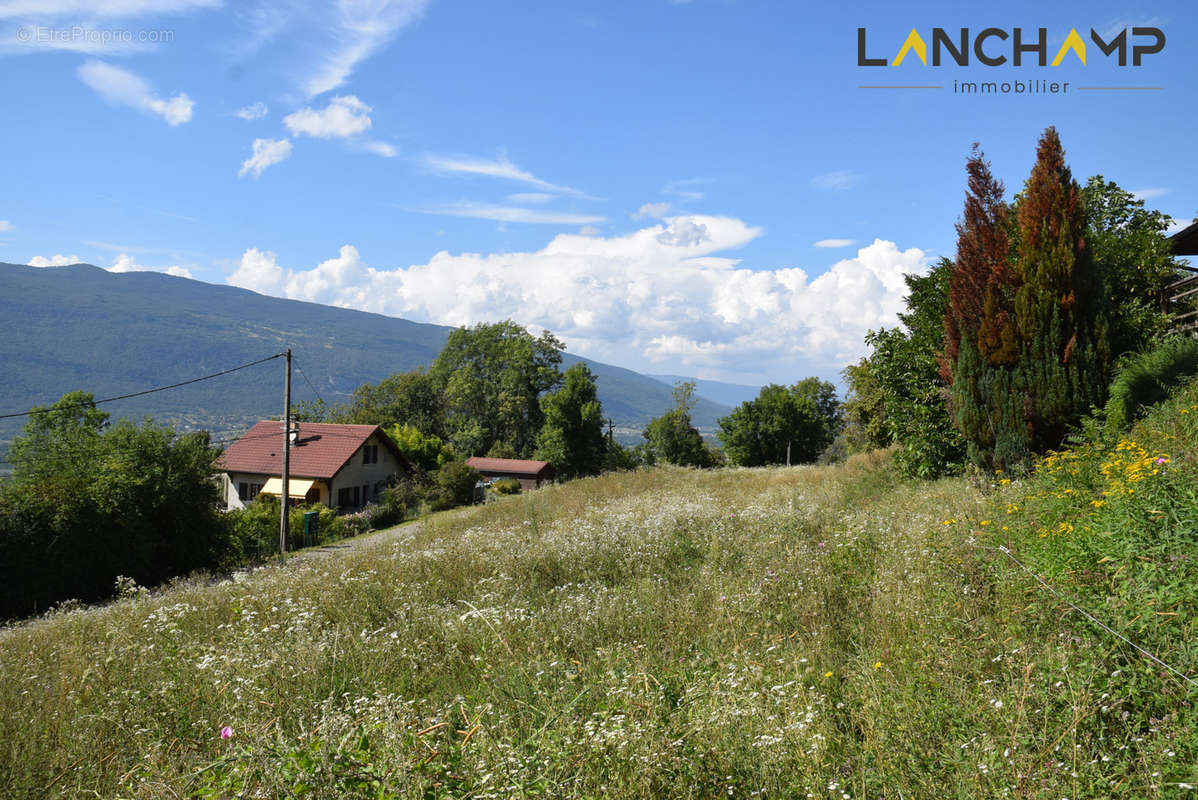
[857,27,1165,67]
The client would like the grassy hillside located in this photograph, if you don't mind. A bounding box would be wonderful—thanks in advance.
[0,263,731,447]
[4,382,1198,797]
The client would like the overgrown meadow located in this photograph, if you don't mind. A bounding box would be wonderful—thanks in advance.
[3,389,1198,797]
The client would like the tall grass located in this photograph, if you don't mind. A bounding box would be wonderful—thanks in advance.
[1105,336,1198,432]
[0,435,1195,797]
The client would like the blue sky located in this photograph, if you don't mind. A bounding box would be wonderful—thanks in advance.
[2,0,1194,386]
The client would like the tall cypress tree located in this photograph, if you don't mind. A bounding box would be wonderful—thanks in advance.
[944,145,1012,372]
[946,128,1110,472]
[945,145,1024,469]
[1013,127,1109,453]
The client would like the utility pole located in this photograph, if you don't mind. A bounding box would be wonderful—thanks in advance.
[280,347,291,560]
[786,440,791,467]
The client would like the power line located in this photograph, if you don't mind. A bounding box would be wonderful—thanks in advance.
[0,426,391,470]
[0,353,286,420]
[294,359,328,407]
[982,542,1198,691]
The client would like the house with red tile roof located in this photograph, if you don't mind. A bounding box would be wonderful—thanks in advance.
[465,457,555,490]
[215,421,412,510]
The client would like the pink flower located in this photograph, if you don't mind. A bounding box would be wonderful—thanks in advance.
[220,726,233,740]
[1157,457,1168,465]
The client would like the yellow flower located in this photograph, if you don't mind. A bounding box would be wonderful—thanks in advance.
[824,671,833,677]
[979,520,990,526]
[874,661,883,669]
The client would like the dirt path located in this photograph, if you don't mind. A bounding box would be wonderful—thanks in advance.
[285,518,425,562]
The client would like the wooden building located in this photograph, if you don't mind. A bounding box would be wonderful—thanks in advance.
[465,457,555,490]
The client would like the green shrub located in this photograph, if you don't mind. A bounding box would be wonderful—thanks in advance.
[0,401,231,619]
[491,477,521,495]
[362,497,405,530]
[225,495,282,562]
[296,504,345,544]
[226,498,349,558]
[1104,335,1198,431]
[430,460,481,510]
[340,511,370,537]
[378,479,421,524]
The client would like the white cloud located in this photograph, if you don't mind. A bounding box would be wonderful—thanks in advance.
[579,225,601,236]
[229,244,366,302]
[108,252,193,278]
[1,0,217,54]
[421,153,586,197]
[507,193,554,205]
[76,60,193,124]
[228,246,285,290]
[1131,187,1170,201]
[810,170,862,191]
[283,95,373,138]
[359,140,397,157]
[635,202,671,219]
[656,217,709,247]
[2,27,149,55]
[108,253,139,272]
[1167,218,1194,235]
[416,203,606,225]
[664,178,707,202]
[234,101,268,120]
[0,220,11,232]
[281,96,394,158]
[0,0,217,17]
[302,0,430,98]
[814,238,854,248]
[1095,16,1165,44]
[28,253,81,267]
[222,219,927,380]
[238,137,292,178]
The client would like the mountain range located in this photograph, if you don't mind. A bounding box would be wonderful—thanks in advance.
[0,263,753,450]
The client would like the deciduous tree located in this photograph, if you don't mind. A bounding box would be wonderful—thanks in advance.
[430,320,563,457]
[535,363,606,479]
[642,382,711,467]
[717,379,840,466]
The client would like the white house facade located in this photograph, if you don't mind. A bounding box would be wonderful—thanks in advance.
[216,422,410,511]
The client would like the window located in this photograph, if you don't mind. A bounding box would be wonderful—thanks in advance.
[238,482,263,502]
[337,487,352,508]
[362,444,378,465]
